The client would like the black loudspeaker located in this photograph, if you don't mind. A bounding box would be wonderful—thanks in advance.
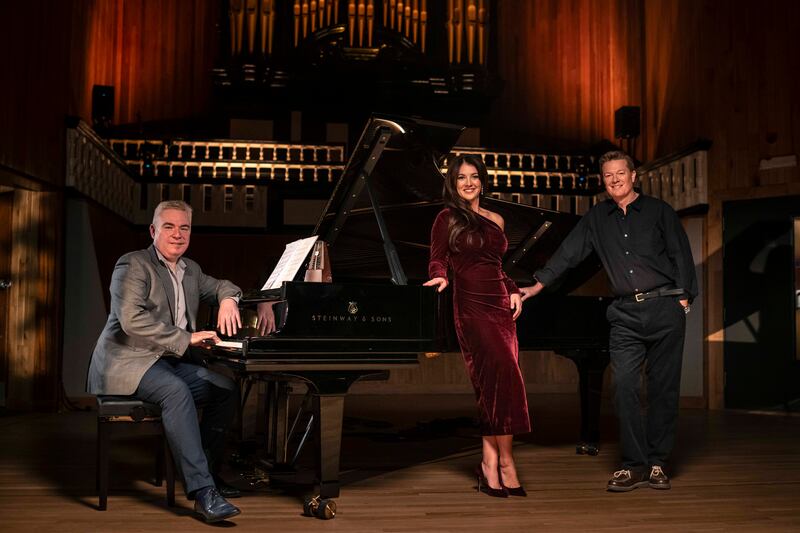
[614,106,640,139]
[92,85,114,132]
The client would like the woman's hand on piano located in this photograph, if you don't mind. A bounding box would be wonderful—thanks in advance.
[191,331,221,349]
[257,301,277,335]
[217,297,242,336]
[423,277,449,292]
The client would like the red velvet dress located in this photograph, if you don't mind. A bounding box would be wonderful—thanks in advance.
[429,208,531,436]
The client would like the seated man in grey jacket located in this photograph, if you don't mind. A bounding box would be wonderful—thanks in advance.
[87,200,243,523]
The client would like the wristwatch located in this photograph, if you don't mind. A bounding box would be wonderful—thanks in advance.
[683,304,691,314]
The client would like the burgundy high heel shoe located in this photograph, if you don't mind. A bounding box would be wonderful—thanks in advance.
[475,465,508,498]
[498,466,527,497]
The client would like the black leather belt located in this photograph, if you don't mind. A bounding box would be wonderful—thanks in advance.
[622,288,685,303]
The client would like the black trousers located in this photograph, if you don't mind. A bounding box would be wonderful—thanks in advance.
[135,357,238,495]
[606,296,686,471]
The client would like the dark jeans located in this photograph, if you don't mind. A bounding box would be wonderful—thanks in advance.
[135,357,238,494]
[607,296,686,472]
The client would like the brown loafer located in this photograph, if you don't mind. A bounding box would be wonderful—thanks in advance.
[649,465,671,490]
[607,469,649,492]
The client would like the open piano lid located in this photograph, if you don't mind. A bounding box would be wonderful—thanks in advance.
[311,114,603,292]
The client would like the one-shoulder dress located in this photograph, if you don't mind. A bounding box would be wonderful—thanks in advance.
[428,208,531,435]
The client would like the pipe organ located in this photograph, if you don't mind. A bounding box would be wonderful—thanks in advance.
[226,0,487,60]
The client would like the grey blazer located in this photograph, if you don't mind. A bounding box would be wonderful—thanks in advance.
[87,245,241,395]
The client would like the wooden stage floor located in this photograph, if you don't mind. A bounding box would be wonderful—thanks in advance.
[1,394,799,532]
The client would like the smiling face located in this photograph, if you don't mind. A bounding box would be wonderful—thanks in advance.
[456,162,482,206]
[150,208,191,263]
[601,158,637,205]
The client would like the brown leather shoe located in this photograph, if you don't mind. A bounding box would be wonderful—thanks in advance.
[648,465,671,489]
[607,469,649,492]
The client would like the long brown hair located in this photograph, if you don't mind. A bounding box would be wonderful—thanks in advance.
[442,154,489,252]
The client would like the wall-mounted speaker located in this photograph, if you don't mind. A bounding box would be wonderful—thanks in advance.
[614,106,640,139]
[92,85,114,133]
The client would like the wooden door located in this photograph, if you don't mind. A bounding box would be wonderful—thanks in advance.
[723,196,800,409]
[0,191,13,407]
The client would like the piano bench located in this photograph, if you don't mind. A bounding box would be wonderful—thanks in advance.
[95,395,176,511]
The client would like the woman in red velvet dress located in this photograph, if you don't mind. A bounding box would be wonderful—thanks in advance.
[424,154,530,497]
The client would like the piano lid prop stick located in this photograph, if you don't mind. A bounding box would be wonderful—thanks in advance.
[502,220,553,272]
[363,173,408,286]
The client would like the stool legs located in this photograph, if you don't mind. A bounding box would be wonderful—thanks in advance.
[95,419,176,510]
[155,438,164,487]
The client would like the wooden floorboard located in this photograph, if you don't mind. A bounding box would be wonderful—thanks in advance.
[1,394,799,532]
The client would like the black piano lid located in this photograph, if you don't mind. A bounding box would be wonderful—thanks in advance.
[311,115,463,282]
[311,114,604,293]
[313,115,464,238]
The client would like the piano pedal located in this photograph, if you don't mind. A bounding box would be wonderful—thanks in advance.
[575,443,600,456]
[303,495,336,520]
[242,466,271,487]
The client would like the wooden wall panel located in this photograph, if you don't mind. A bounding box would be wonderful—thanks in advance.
[0,192,12,406]
[75,0,220,126]
[0,0,76,188]
[489,0,644,155]
[642,0,800,191]
[6,190,62,410]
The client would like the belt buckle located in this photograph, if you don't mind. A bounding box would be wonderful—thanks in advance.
[634,292,645,302]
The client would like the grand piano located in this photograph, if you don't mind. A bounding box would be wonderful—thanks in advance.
[211,114,611,519]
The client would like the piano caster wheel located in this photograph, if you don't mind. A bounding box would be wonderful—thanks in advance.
[576,443,599,456]
[316,498,336,519]
[303,497,316,517]
[304,496,336,520]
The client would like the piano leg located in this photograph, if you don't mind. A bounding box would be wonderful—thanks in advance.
[313,393,345,500]
[563,349,610,456]
[279,370,384,520]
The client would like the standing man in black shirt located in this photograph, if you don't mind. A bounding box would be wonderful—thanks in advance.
[520,150,697,492]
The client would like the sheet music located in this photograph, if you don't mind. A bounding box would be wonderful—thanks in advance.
[261,235,319,290]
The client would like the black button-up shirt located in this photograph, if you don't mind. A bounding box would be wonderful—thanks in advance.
[534,192,698,301]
